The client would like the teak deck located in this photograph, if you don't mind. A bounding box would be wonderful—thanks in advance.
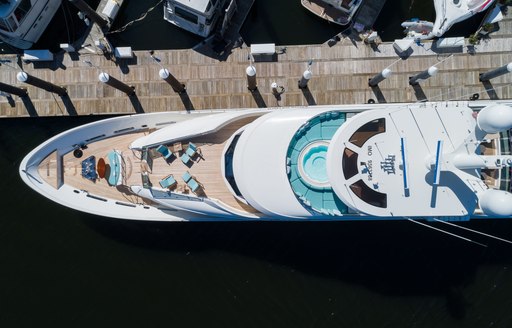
[42,116,260,214]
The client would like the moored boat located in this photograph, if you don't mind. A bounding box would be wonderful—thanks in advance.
[163,0,231,38]
[401,18,434,40]
[300,0,362,26]
[0,0,62,49]
[20,101,512,222]
[432,0,495,37]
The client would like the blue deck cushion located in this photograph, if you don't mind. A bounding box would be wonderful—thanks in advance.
[304,122,323,143]
[305,189,323,210]
[156,145,173,160]
[291,178,309,197]
[321,125,341,140]
[187,178,200,192]
[81,156,97,181]
[181,153,191,164]
[159,174,177,189]
[288,164,299,182]
[107,150,121,186]
[182,171,192,183]
[186,143,197,157]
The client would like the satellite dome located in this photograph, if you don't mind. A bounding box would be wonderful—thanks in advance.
[477,104,512,134]
[479,189,512,217]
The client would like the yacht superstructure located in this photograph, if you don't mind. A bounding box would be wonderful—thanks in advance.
[20,101,512,222]
[0,0,61,49]
[163,0,229,38]
[300,0,362,26]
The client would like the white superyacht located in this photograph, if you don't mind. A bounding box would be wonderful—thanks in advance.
[20,101,512,222]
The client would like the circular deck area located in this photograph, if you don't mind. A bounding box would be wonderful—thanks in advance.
[286,111,348,216]
[298,141,329,188]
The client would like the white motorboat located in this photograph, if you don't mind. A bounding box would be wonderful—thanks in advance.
[401,19,434,40]
[432,0,496,37]
[20,101,512,222]
[163,0,232,38]
[301,0,362,26]
[0,0,61,49]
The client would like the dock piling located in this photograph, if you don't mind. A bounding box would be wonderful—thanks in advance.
[0,81,27,97]
[409,66,438,86]
[298,60,313,89]
[17,72,67,96]
[99,72,135,96]
[246,65,257,91]
[479,63,512,82]
[369,68,392,87]
[159,68,186,94]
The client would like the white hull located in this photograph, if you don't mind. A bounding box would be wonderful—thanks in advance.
[432,0,495,37]
[20,102,512,222]
[0,0,62,49]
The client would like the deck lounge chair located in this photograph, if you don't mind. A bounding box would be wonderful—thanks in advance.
[187,177,200,193]
[181,142,201,164]
[159,174,177,189]
[156,145,174,161]
[182,171,201,193]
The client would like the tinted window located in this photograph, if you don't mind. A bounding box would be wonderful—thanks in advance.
[175,6,198,24]
[342,148,358,180]
[349,118,386,147]
[349,179,387,208]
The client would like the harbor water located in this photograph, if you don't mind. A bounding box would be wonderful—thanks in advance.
[2,118,512,327]
[1,0,511,326]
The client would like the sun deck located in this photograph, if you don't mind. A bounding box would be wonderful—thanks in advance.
[43,116,261,215]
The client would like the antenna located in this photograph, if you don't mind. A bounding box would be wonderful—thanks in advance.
[407,218,487,247]
[434,219,512,245]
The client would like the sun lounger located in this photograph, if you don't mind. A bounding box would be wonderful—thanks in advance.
[159,174,177,189]
[156,145,174,161]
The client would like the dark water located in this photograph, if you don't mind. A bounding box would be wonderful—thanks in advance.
[2,116,512,326]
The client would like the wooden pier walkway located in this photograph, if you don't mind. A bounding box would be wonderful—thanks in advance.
[1,16,512,117]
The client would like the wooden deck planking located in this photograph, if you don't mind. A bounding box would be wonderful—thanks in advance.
[2,17,512,116]
[49,116,261,214]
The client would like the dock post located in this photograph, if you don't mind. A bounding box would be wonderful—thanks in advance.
[17,72,67,96]
[409,66,438,86]
[68,0,109,29]
[479,63,512,82]
[298,70,312,89]
[298,60,313,89]
[159,68,186,94]
[0,81,27,97]
[99,72,135,96]
[246,65,257,91]
[369,68,392,87]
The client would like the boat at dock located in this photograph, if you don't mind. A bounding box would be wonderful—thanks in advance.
[0,0,61,49]
[401,18,434,40]
[20,101,512,222]
[163,0,233,38]
[301,0,362,26]
[432,0,495,37]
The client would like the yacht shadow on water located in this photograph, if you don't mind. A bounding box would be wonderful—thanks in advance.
[82,215,512,319]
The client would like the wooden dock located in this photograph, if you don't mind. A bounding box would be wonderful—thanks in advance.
[1,16,512,117]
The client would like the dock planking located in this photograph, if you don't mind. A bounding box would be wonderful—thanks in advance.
[1,16,512,117]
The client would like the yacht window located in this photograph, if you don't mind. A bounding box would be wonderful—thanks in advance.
[211,0,218,5]
[0,19,11,32]
[349,179,387,208]
[342,147,358,180]
[224,134,243,197]
[175,6,198,24]
[349,118,386,147]
[14,0,32,23]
